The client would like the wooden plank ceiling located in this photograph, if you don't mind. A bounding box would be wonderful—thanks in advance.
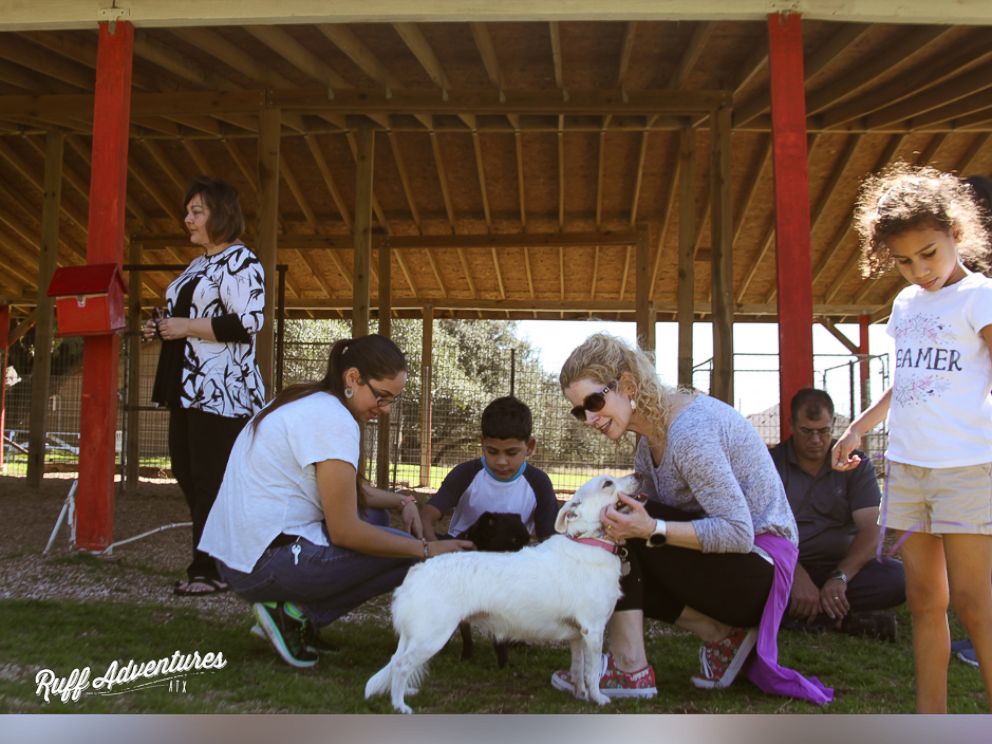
[0,19,990,322]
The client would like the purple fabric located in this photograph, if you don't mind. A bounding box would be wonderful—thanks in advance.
[743,533,834,704]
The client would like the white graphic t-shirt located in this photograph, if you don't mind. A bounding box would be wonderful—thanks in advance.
[886,272,992,467]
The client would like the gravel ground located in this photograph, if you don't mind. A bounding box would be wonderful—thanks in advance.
[0,474,248,622]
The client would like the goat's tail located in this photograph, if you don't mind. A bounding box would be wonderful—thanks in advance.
[364,660,393,699]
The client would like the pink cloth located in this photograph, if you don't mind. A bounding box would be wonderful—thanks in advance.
[743,533,834,704]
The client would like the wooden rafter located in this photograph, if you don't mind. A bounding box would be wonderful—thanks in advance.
[429,131,456,228]
[470,23,506,100]
[509,116,526,228]
[823,135,907,304]
[669,22,712,89]
[629,128,651,225]
[595,127,606,226]
[142,140,186,194]
[867,61,992,130]
[181,139,211,175]
[734,23,869,126]
[766,133,860,303]
[549,22,565,96]
[557,116,565,227]
[909,91,992,129]
[617,22,637,88]
[244,26,350,93]
[221,138,258,193]
[317,25,402,95]
[304,133,352,230]
[133,30,235,91]
[64,134,149,230]
[392,23,451,96]
[649,137,681,294]
[169,27,296,89]
[345,130,390,233]
[0,35,92,89]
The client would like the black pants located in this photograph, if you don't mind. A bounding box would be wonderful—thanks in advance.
[169,407,249,581]
[802,557,906,614]
[615,502,774,629]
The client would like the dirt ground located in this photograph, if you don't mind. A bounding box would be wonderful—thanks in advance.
[0,473,246,621]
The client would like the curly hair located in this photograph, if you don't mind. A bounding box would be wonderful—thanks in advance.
[559,333,676,455]
[853,163,990,277]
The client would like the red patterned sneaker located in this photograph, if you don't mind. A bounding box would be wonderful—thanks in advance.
[691,627,757,689]
[551,654,657,699]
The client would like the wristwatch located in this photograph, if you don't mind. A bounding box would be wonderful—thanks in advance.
[829,569,849,585]
[646,519,668,548]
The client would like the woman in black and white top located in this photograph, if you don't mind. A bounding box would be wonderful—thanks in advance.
[143,176,266,597]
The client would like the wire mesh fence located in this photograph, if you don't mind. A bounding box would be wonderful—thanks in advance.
[3,321,889,494]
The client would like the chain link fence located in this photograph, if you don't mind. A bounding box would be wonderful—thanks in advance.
[3,322,889,493]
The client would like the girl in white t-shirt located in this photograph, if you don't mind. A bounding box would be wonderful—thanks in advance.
[833,164,992,713]
[200,334,472,669]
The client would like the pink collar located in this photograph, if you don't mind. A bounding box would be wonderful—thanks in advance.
[569,535,620,554]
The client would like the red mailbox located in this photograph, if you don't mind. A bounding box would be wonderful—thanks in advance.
[47,263,128,337]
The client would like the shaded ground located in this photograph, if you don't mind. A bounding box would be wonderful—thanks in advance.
[0,474,246,622]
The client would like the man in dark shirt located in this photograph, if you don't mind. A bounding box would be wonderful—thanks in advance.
[770,388,905,640]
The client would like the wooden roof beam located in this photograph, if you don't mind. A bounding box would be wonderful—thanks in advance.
[345,130,390,233]
[649,137,681,294]
[0,34,93,89]
[429,131,457,228]
[549,22,566,99]
[470,23,507,101]
[169,27,296,89]
[866,60,992,130]
[221,138,259,193]
[805,26,951,117]
[244,25,350,95]
[595,126,607,226]
[822,39,992,129]
[467,120,493,229]
[133,30,238,91]
[181,139,211,175]
[0,139,88,242]
[317,24,403,96]
[669,22,713,89]
[508,115,527,228]
[385,131,421,230]
[0,57,76,94]
[557,115,565,227]
[64,134,149,229]
[142,139,187,194]
[280,155,319,230]
[734,23,869,126]
[617,22,637,89]
[907,92,992,129]
[392,23,451,98]
[823,134,907,304]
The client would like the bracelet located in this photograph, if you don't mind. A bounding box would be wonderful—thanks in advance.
[420,537,430,561]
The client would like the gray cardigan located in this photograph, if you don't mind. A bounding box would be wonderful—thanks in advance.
[634,395,797,553]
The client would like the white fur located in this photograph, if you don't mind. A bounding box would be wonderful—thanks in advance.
[365,473,639,714]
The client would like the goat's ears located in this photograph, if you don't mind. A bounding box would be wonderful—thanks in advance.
[554,500,578,534]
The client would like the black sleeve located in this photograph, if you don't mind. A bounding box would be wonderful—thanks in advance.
[211,313,251,343]
[427,459,484,515]
[525,465,560,539]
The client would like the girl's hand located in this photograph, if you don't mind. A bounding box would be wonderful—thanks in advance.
[426,539,474,557]
[401,500,423,538]
[601,492,655,541]
[832,429,863,471]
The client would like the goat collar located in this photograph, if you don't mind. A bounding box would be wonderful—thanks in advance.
[569,535,620,554]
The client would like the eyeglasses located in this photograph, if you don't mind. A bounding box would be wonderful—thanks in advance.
[797,425,832,439]
[570,380,618,421]
[364,380,402,407]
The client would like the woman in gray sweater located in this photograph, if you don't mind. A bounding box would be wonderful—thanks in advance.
[551,333,831,704]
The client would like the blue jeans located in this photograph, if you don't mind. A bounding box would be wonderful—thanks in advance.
[217,524,415,627]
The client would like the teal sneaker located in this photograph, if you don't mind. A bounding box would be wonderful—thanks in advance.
[252,602,319,668]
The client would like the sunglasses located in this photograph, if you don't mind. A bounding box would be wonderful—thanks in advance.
[364,380,402,407]
[570,380,619,421]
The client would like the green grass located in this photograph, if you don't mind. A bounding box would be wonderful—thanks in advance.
[1,598,987,714]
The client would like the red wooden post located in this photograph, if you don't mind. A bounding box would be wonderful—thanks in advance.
[0,305,9,472]
[76,20,133,550]
[768,12,814,442]
[859,313,871,414]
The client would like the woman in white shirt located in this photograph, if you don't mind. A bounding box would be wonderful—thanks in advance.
[200,334,472,668]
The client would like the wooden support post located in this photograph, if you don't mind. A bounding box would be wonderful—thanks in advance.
[710,104,733,404]
[419,305,433,489]
[26,131,64,488]
[125,240,141,492]
[677,125,696,389]
[635,224,655,354]
[353,127,374,338]
[859,313,870,414]
[376,241,392,489]
[0,305,8,473]
[768,11,814,441]
[77,21,133,551]
[255,107,280,392]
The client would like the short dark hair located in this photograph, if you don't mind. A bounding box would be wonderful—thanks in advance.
[184,176,245,244]
[789,388,834,423]
[481,396,533,441]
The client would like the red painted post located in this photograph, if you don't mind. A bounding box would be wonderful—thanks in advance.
[859,313,871,413]
[0,305,8,472]
[76,21,133,550]
[768,12,814,442]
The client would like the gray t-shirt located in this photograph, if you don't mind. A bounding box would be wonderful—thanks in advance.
[634,395,797,553]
